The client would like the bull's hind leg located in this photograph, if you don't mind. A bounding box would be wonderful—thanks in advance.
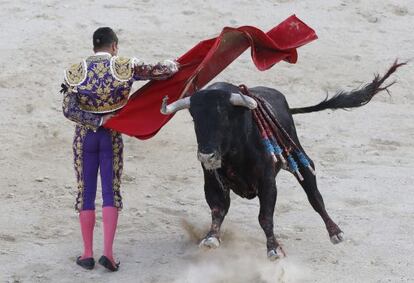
[199,170,230,249]
[258,179,284,261]
[297,157,344,244]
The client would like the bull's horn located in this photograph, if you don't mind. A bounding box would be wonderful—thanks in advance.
[229,93,257,109]
[160,96,191,115]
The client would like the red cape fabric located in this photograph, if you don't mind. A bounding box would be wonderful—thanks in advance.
[105,15,317,139]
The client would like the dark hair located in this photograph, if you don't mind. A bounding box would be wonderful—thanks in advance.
[93,27,118,49]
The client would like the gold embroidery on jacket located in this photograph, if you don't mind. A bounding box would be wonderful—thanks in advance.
[80,99,128,113]
[93,62,108,79]
[65,61,87,86]
[111,56,134,81]
[67,56,132,113]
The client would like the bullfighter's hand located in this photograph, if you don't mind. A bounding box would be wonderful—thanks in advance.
[163,59,179,73]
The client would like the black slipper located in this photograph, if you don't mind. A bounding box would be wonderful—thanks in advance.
[76,256,95,270]
[98,255,120,272]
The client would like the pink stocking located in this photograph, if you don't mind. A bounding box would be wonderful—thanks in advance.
[79,210,96,259]
[102,206,118,264]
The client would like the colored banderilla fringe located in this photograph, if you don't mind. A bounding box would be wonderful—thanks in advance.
[239,85,315,180]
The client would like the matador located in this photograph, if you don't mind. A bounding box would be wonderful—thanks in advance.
[61,27,178,272]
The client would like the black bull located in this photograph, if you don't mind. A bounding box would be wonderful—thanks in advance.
[161,61,404,260]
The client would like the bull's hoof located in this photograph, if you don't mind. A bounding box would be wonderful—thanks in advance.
[267,250,280,261]
[330,232,344,244]
[199,236,220,249]
[267,246,285,261]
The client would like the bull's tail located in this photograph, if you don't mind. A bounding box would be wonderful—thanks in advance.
[290,60,406,115]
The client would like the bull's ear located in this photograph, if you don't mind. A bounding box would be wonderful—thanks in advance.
[160,96,191,115]
[229,93,257,109]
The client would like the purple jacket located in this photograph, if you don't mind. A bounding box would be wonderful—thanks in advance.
[62,52,178,130]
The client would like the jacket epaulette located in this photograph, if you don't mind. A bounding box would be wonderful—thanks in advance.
[64,60,87,86]
[110,56,135,81]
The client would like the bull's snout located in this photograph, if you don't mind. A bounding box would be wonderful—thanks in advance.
[197,151,222,170]
[198,152,216,161]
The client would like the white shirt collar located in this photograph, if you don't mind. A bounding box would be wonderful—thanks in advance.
[94,51,112,57]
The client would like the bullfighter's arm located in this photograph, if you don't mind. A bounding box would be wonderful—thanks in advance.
[133,59,179,81]
[61,89,102,131]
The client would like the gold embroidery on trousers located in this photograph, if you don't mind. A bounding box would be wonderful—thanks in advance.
[73,126,87,212]
[111,130,124,210]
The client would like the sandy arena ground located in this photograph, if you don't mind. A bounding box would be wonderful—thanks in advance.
[0,0,413,282]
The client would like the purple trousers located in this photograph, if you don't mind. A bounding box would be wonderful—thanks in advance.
[73,125,123,211]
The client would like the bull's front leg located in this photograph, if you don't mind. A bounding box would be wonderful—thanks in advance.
[199,170,230,249]
[258,179,285,261]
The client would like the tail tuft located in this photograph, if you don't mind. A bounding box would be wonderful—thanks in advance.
[290,60,406,115]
